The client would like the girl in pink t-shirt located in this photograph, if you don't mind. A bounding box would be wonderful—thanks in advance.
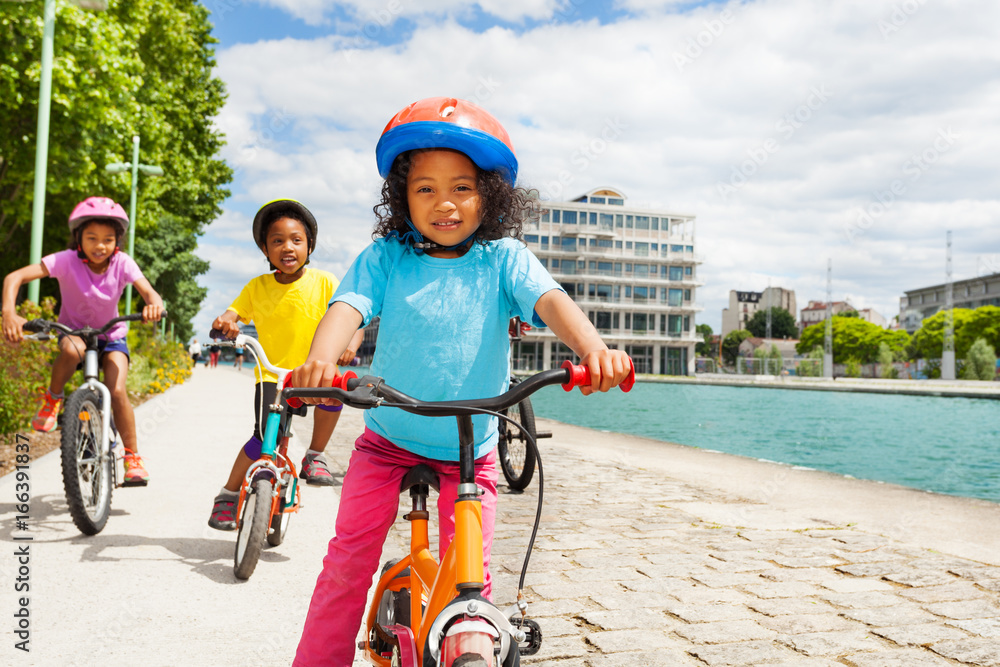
[1,197,164,485]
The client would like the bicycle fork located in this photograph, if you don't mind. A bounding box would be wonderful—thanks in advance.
[81,349,116,485]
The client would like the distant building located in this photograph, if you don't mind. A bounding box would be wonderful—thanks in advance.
[519,187,702,375]
[738,337,800,359]
[899,272,1000,333]
[800,300,854,331]
[721,287,796,337]
[856,308,887,328]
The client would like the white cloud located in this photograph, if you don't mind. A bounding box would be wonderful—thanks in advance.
[251,0,566,26]
[197,0,1000,338]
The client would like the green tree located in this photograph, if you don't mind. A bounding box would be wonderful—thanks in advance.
[962,338,997,381]
[797,315,909,364]
[695,323,713,356]
[0,0,231,333]
[745,307,798,339]
[911,307,1000,360]
[721,329,751,366]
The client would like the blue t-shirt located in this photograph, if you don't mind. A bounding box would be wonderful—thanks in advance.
[332,237,562,460]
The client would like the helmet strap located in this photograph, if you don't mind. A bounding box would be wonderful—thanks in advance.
[388,217,474,255]
[77,245,89,263]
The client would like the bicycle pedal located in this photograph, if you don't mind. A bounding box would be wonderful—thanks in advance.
[509,616,541,655]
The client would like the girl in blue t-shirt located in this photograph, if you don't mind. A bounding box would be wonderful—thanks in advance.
[290,97,632,665]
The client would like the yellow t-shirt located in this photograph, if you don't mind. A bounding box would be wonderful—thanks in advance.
[228,268,339,383]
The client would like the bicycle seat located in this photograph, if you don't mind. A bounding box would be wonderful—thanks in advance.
[400,465,439,493]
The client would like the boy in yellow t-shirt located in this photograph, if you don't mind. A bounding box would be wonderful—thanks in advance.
[207,200,363,530]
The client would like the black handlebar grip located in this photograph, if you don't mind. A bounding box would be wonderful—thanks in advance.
[22,319,47,333]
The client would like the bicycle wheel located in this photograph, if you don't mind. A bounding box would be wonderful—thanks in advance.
[234,478,272,580]
[266,472,294,547]
[497,392,537,492]
[439,620,497,667]
[375,559,411,628]
[60,387,112,535]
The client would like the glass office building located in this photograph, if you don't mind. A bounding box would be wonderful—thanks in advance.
[517,188,702,375]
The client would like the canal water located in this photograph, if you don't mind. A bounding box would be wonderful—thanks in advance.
[529,382,1000,503]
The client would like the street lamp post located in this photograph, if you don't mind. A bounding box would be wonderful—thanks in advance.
[106,135,163,313]
[9,0,109,303]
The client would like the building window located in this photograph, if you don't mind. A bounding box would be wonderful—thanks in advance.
[669,266,684,281]
[669,288,683,307]
[634,286,649,301]
[541,210,550,223]
[597,238,613,249]
[590,196,606,204]
[525,234,539,243]
[615,214,623,227]
[635,216,650,230]
[661,219,669,233]
[615,241,623,249]
[684,315,690,331]
[668,315,682,336]
[563,210,577,224]
[635,242,649,257]
[600,213,614,228]
[684,289,691,301]
[590,284,613,300]
[625,286,631,298]
[625,313,631,329]
[686,245,693,252]
[588,238,597,248]
[685,266,693,276]
[562,237,576,251]
[651,217,659,230]
[552,210,560,223]
[550,343,576,368]
[671,244,684,252]
[632,313,648,333]
[608,197,624,206]
[626,242,633,250]
[626,215,633,229]
[597,261,613,275]
[550,259,559,269]
[626,345,654,374]
[594,311,613,330]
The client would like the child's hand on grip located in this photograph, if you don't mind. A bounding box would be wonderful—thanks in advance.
[578,349,633,395]
[290,360,341,405]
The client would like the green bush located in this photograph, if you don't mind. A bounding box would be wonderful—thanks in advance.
[844,357,862,378]
[962,338,997,381]
[877,342,898,379]
[0,298,60,438]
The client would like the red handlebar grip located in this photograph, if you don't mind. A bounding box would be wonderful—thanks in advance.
[561,359,636,393]
[283,371,358,408]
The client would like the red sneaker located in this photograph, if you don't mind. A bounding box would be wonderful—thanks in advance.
[122,450,149,486]
[32,390,62,433]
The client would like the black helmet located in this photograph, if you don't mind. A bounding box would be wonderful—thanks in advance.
[252,199,317,252]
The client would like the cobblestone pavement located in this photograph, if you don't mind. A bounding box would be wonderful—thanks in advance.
[478,426,1000,667]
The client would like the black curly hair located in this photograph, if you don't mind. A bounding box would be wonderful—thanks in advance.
[372,149,536,247]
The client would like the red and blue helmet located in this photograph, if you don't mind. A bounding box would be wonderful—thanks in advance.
[375,97,518,186]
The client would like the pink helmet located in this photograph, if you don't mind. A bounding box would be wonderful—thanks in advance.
[68,197,129,236]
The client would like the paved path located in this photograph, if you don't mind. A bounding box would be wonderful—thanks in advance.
[2,366,1000,666]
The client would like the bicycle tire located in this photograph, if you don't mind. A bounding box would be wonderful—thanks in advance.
[60,387,112,535]
[498,392,537,492]
[375,559,412,628]
[267,472,293,547]
[439,622,496,667]
[234,478,272,579]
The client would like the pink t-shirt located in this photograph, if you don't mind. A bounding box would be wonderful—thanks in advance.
[41,249,145,341]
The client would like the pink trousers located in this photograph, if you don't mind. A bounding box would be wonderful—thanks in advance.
[293,428,499,667]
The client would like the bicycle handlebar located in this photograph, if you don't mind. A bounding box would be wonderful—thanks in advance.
[282,359,634,415]
[208,329,288,379]
[23,313,147,338]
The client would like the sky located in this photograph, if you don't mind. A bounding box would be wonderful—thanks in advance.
[191,0,1000,339]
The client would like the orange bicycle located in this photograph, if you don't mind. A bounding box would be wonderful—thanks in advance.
[283,359,634,666]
